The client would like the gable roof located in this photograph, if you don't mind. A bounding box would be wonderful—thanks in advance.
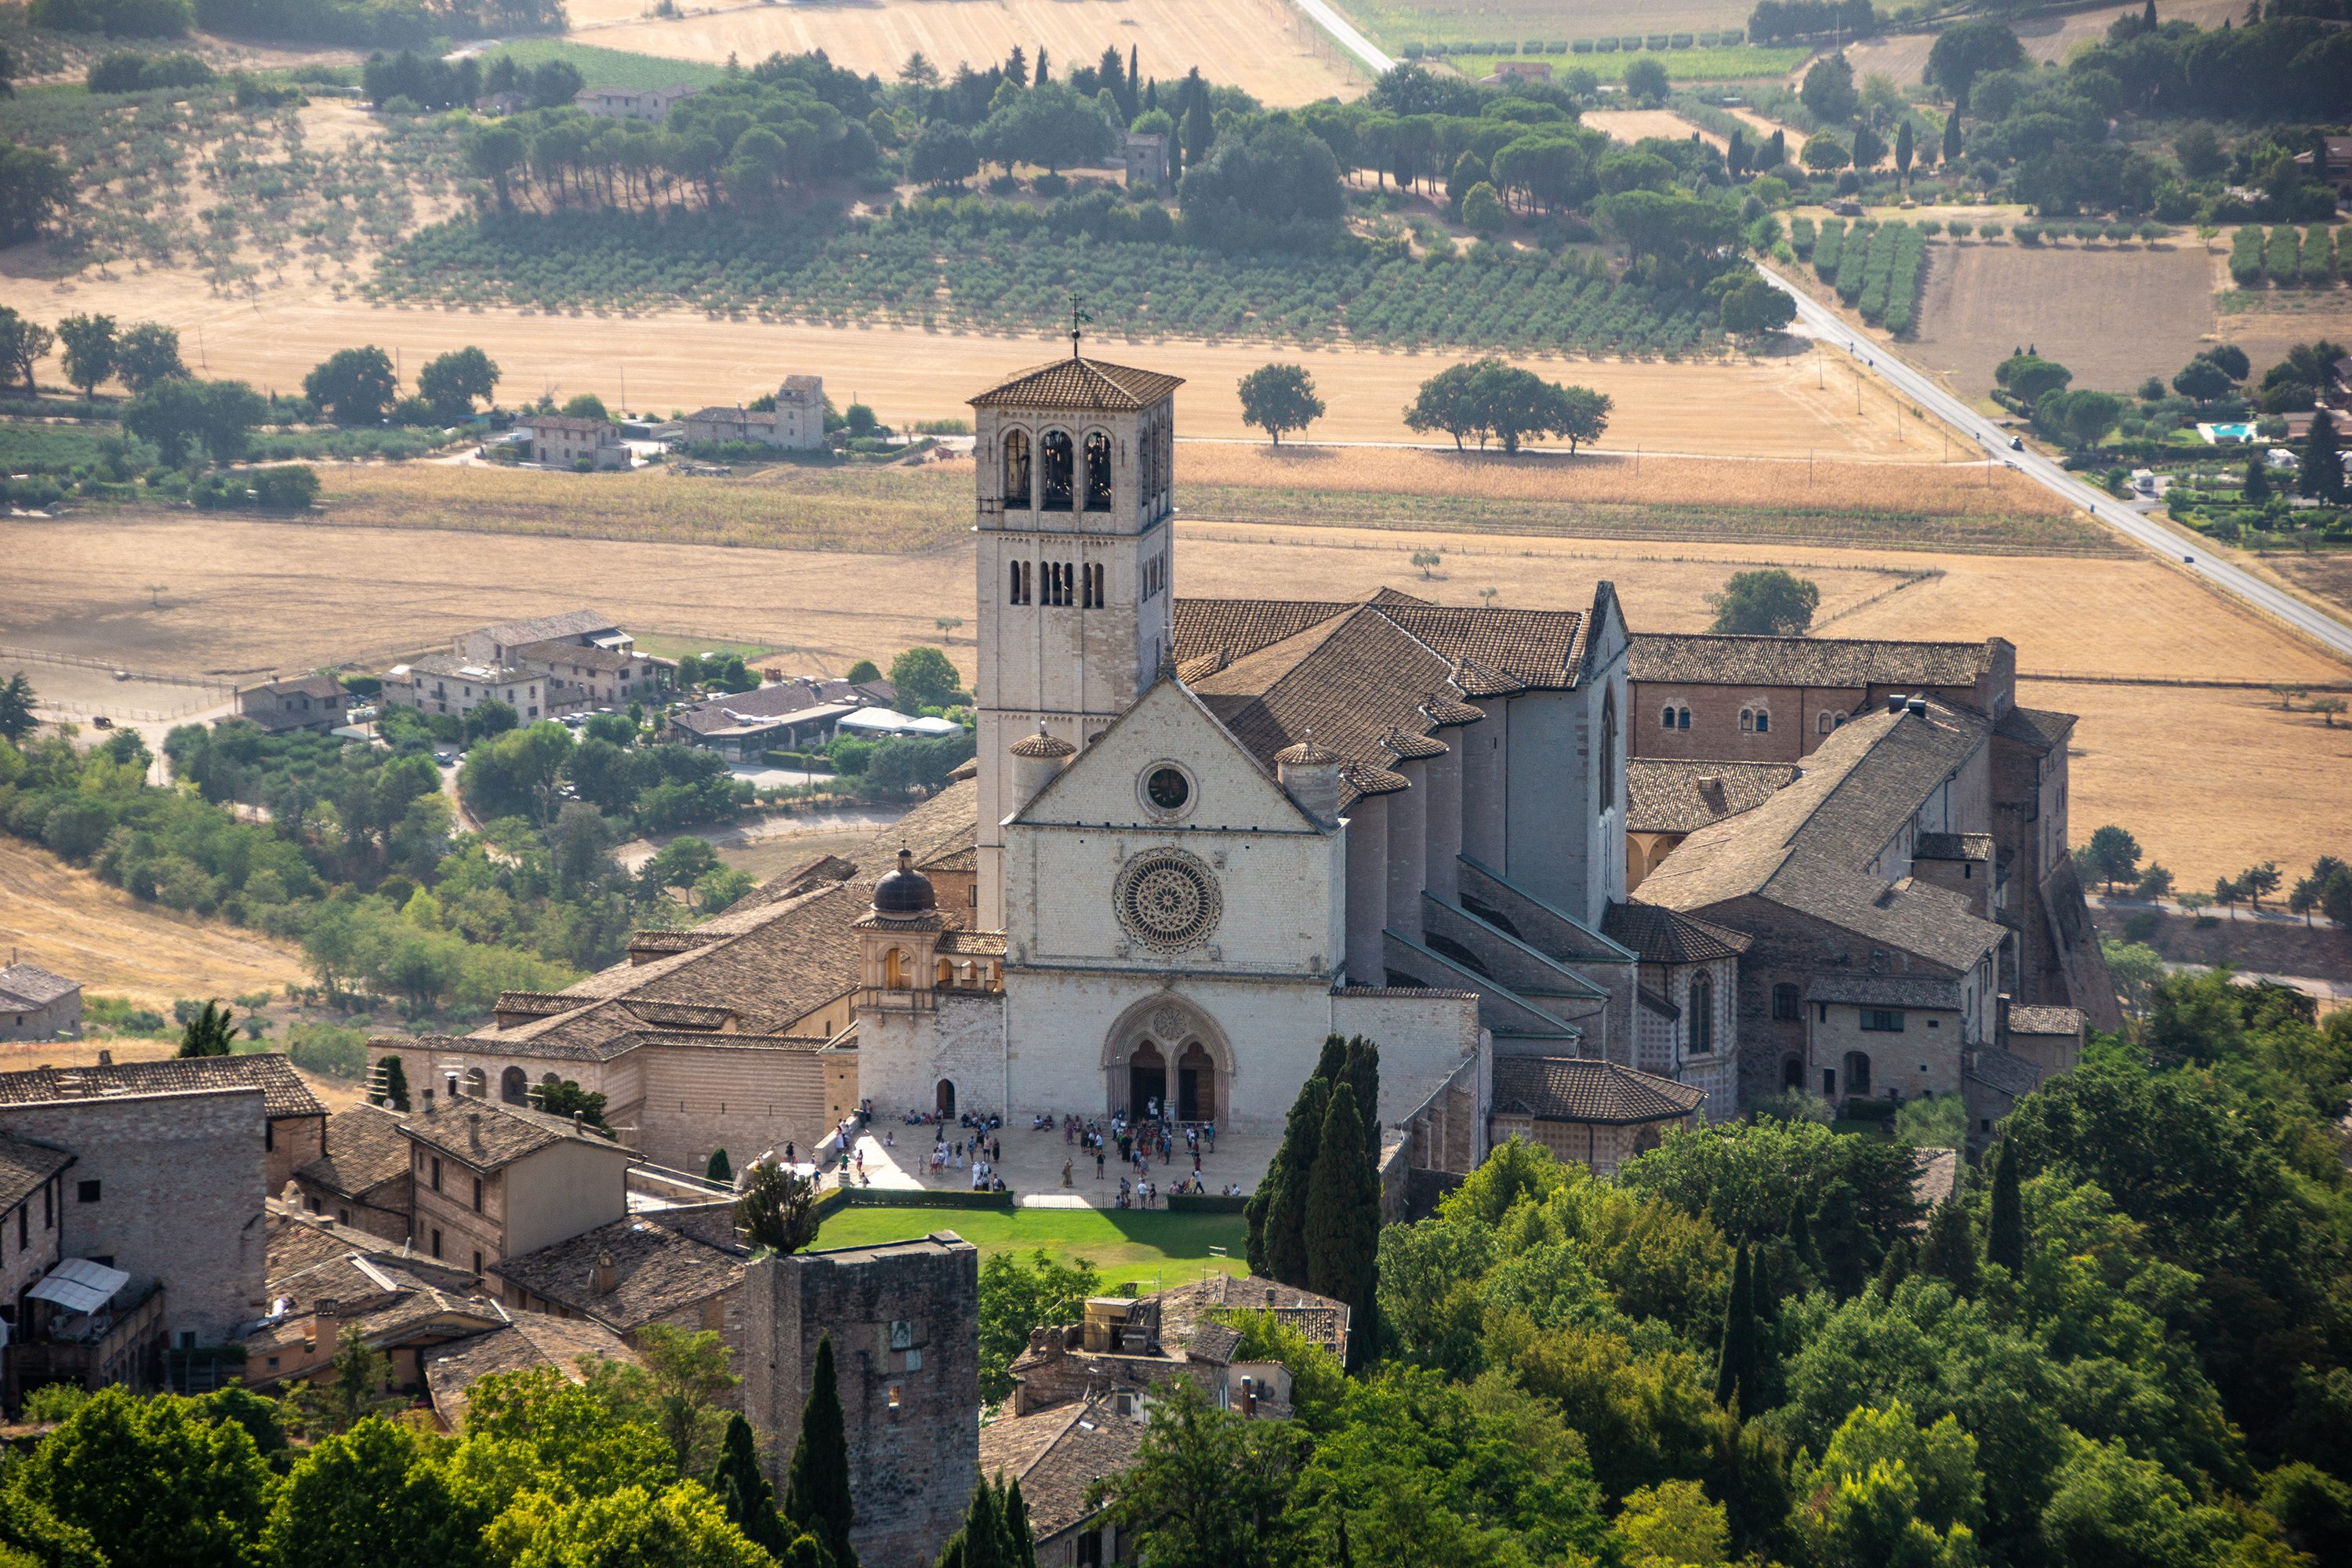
[1600,902,1752,964]
[296,1105,413,1199]
[1628,633,2000,689]
[0,1054,324,1120]
[489,1214,748,1332]
[244,673,344,701]
[978,1396,1146,1541]
[1014,677,1317,830]
[0,964,78,1011]
[2007,1004,2085,1037]
[1995,706,2076,753]
[474,609,619,648]
[1633,699,2008,971]
[1624,759,1800,836]
[398,1097,630,1172]
[0,1134,72,1211]
[1491,1056,1705,1124]
[968,356,1184,412]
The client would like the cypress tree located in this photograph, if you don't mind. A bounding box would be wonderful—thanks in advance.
[375,1054,410,1110]
[2143,0,2157,28]
[1034,46,1047,85]
[706,1147,734,1187]
[1874,1236,1914,1301]
[1127,45,1140,119]
[1918,1201,1978,1298]
[1260,1076,1328,1287]
[1750,1245,1777,1323]
[1786,1195,1820,1276]
[1001,1475,1037,1568]
[1942,111,1962,169]
[782,1334,858,1568]
[1183,84,1211,170]
[1714,1243,1757,1411]
[1986,1141,2027,1276]
[714,1414,791,1557]
[1303,1083,1379,1364]
[2301,408,2343,504]
[934,1475,1006,1568]
[1314,1032,1349,1083]
[1342,1035,1381,1178]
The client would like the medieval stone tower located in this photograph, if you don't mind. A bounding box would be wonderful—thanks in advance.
[967,352,1185,931]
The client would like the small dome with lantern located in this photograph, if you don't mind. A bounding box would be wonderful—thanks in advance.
[872,848,937,917]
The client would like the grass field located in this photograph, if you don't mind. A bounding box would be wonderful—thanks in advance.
[1328,0,1756,52]
[1830,0,2243,91]
[0,838,308,1013]
[12,509,2347,890]
[470,39,730,91]
[813,1205,1247,1292]
[565,0,1360,109]
[1440,45,1808,82]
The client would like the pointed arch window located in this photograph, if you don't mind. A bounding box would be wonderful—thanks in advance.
[1599,688,1617,811]
[1690,973,1713,1054]
[1040,431,1074,510]
[1002,429,1031,508]
[1083,431,1113,511]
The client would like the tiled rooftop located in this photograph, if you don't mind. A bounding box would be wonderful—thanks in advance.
[0,1054,324,1120]
[1624,759,1799,835]
[1490,1055,1705,1124]
[488,1213,746,1333]
[1629,633,1998,688]
[967,355,1185,412]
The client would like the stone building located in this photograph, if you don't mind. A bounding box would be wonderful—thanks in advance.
[291,1104,416,1243]
[488,1202,748,1373]
[386,655,554,725]
[239,1246,504,1397]
[742,1234,980,1568]
[396,1092,635,1276]
[457,609,630,668]
[573,83,699,122]
[1629,634,2015,766]
[0,964,80,1043]
[1601,902,1747,1115]
[1624,760,1798,893]
[0,1137,71,1339]
[685,376,826,451]
[0,1054,324,1202]
[1486,1057,1706,1175]
[1121,132,1167,189]
[520,414,627,470]
[233,674,348,736]
[978,1392,1143,1566]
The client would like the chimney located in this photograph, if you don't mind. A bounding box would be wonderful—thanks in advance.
[423,1087,435,1112]
[1907,697,1928,718]
[572,1111,584,1135]
[1275,734,1343,829]
[1886,693,1906,715]
[1243,1375,1258,1417]
[593,1252,617,1294]
[1008,728,1076,812]
[96,1048,111,1065]
[1264,1287,1277,1308]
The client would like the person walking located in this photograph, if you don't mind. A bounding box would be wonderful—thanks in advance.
[1095,1149,1106,1181]
[1061,1158,1074,1189]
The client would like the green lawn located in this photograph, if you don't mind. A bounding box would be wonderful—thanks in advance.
[474,40,729,93]
[1439,45,1810,82]
[812,1207,1250,1293]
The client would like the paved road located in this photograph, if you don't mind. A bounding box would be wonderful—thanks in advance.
[1290,0,1394,74]
[1752,262,2352,660]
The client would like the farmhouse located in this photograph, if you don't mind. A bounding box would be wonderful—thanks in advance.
[684,376,827,451]
[387,655,553,723]
[459,608,630,666]
[234,673,348,735]
[1122,132,1168,190]
[0,963,81,1042]
[665,673,895,760]
[572,83,699,122]
[520,413,627,470]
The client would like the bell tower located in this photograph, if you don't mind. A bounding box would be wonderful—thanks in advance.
[967,341,1183,932]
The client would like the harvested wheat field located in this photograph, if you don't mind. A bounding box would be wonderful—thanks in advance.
[1584,111,1727,154]
[0,839,307,1013]
[1909,240,2218,397]
[16,279,1939,459]
[1824,0,2240,90]
[565,0,1359,107]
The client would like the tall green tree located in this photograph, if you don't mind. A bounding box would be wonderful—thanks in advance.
[1985,1141,2025,1276]
[2299,410,2344,505]
[887,645,963,710]
[1708,568,1820,635]
[1091,1378,1305,1568]
[55,314,115,399]
[260,1417,487,1568]
[1236,363,1326,445]
[583,1323,739,1479]
[304,346,399,425]
[114,321,185,392]
[176,998,235,1057]
[935,1474,1040,1568]
[1302,1082,1380,1366]
[1714,1243,1759,1411]
[416,346,500,422]
[713,1413,796,1559]
[782,1334,858,1568]
[13,1386,276,1568]
[1916,1201,1977,1297]
[0,670,35,742]
[1247,1074,1327,1284]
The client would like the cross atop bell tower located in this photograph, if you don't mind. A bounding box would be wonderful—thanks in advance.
[964,353,1185,930]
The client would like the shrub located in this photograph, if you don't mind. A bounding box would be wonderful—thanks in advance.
[2265,226,2300,283]
[2228,225,2266,285]
[250,465,320,510]
[285,1022,368,1079]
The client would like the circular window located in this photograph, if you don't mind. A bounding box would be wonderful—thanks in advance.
[1145,767,1190,811]
[1113,849,1223,953]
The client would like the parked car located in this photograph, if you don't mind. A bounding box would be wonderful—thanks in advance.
[89,715,113,728]
[2007,437,2024,451]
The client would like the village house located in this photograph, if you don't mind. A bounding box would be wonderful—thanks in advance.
[488,1203,748,1374]
[459,609,630,666]
[0,963,81,1043]
[509,638,660,709]
[234,673,348,736]
[238,1246,504,1398]
[291,1104,416,1243]
[384,655,556,724]
[684,375,826,451]
[520,413,628,470]
[666,674,897,761]
[396,1090,636,1277]
[573,82,699,122]
[1122,132,1167,190]
[423,1312,637,1430]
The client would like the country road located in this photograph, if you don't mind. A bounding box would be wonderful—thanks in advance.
[1752,261,2352,661]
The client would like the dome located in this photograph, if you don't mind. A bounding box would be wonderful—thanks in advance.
[1275,735,1341,767]
[872,848,937,916]
[1010,728,1076,759]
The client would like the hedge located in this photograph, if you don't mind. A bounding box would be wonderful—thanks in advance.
[761,750,837,772]
[2265,226,2300,283]
[2228,224,2265,285]
[1790,214,1817,259]
[1167,1193,1250,1214]
[1835,220,1871,303]
[1813,216,1845,282]
[839,1188,1017,1212]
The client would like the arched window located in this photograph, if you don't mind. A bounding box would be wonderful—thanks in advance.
[463,1067,487,1099]
[1843,1051,1872,1095]
[1690,974,1713,1054]
[884,949,906,989]
[500,1066,528,1105]
[936,959,954,986]
[1740,709,1754,733]
[1003,429,1031,507]
[1008,560,1031,605]
[1783,1055,1805,1090]
[1599,688,1617,811]
[1083,430,1113,511]
[1818,712,1836,734]
[1755,710,1770,732]
[1040,430,1074,510]
[1677,706,1691,730]
[1662,706,1678,731]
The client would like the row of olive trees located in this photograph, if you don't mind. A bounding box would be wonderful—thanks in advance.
[1232,358,1613,456]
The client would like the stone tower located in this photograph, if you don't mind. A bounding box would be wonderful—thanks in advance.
[967,350,1184,931]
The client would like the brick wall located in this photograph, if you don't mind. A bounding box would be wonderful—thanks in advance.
[0,1087,269,1345]
[743,1237,979,1568]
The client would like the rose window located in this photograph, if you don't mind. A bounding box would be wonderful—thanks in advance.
[1114,851,1222,953]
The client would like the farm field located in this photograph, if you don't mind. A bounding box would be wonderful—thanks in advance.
[0,839,308,1014]
[1584,109,1727,153]
[1907,239,2220,396]
[1329,0,1755,50]
[1824,0,2243,89]
[1438,46,1809,83]
[13,268,1930,456]
[10,512,2346,889]
[564,0,1360,108]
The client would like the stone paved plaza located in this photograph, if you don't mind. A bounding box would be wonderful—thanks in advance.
[841,1117,1283,1209]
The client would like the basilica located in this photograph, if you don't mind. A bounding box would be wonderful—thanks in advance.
[397,349,2114,1178]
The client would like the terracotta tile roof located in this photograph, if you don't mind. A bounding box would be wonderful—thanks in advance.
[487,1214,747,1333]
[1914,832,1992,862]
[1994,705,2076,752]
[1628,633,1999,689]
[1171,599,1355,669]
[399,1097,631,1172]
[1967,1047,2045,1097]
[1490,1056,1704,1124]
[1185,1321,1241,1365]
[1635,699,2009,972]
[936,929,1007,956]
[296,1105,412,1200]
[426,1316,638,1432]
[243,1258,505,1380]
[0,1054,323,1120]
[0,1135,71,1211]
[978,1395,1145,1540]
[0,964,78,1010]
[475,608,620,647]
[1601,902,1752,964]
[967,356,1185,412]
[1371,603,1583,691]
[2006,1005,2085,1036]
[266,1200,481,1290]
[1149,1273,1351,1359]
[1804,975,1962,1010]
[1624,760,1799,835]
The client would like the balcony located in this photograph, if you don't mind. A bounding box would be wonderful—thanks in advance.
[6,1284,168,1397]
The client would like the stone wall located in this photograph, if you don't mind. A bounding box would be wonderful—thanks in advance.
[742,1236,979,1568]
[267,1114,323,1200]
[0,1087,269,1345]
[632,1041,833,1175]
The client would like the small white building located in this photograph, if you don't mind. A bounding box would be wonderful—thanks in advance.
[572,84,699,123]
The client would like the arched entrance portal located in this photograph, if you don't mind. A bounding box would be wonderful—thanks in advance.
[1103,998,1234,1125]
[936,1079,956,1118]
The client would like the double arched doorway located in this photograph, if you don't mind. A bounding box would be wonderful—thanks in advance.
[1103,999,1232,1124]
